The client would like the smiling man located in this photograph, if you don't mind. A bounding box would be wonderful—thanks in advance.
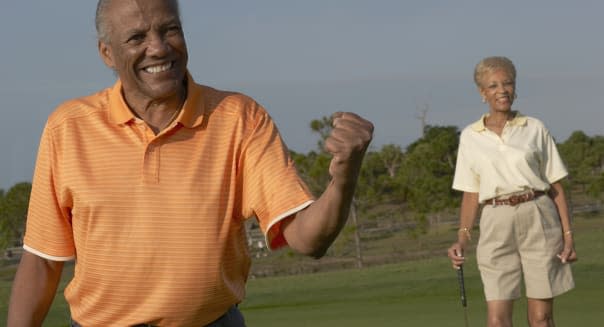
[7,0,373,326]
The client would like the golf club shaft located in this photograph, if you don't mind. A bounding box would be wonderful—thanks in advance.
[457,265,469,327]
[457,265,467,307]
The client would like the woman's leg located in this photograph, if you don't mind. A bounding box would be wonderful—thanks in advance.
[527,298,554,327]
[486,300,514,327]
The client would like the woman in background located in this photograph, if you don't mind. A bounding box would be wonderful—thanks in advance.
[447,56,576,327]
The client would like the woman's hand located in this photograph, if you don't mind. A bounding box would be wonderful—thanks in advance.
[447,242,467,269]
[557,234,578,264]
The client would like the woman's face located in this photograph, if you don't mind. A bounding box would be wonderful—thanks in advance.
[479,69,515,113]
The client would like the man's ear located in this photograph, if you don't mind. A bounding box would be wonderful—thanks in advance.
[98,40,115,69]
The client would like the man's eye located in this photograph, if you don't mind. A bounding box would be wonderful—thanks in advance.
[127,34,145,43]
[166,25,182,35]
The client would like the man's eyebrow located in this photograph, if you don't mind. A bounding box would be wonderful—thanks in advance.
[163,17,182,26]
[125,27,146,34]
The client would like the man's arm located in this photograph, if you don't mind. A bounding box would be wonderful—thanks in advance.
[8,251,64,327]
[282,112,373,258]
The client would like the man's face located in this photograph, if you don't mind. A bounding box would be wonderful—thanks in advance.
[98,0,188,104]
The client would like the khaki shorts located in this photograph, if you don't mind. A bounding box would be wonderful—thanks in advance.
[477,195,574,301]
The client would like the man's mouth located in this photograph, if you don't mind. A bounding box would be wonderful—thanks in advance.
[144,62,173,74]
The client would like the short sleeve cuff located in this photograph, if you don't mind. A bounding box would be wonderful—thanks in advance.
[265,200,314,250]
[452,182,479,193]
[23,244,75,262]
[547,172,568,184]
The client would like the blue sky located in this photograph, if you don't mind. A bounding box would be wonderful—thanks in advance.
[1,0,603,190]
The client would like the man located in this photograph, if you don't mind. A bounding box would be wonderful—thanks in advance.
[7,0,373,326]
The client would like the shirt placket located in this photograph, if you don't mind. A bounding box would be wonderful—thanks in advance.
[134,120,162,184]
[487,121,511,149]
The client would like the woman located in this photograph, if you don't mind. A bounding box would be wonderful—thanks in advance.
[447,56,577,327]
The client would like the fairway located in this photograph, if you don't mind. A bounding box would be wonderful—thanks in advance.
[1,214,602,326]
[241,214,604,326]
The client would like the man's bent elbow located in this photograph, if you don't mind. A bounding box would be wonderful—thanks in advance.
[288,240,330,259]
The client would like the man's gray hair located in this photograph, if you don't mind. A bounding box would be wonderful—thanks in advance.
[95,0,181,42]
[95,0,113,42]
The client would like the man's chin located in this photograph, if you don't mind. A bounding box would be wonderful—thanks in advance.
[143,80,186,97]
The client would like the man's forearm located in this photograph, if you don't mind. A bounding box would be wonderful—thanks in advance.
[8,251,64,327]
[283,112,372,258]
[283,178,357,258]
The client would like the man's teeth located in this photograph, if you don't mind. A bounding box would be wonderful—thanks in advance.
[145,62,172,73]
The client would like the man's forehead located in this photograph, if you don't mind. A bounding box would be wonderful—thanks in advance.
[107,0,179,20]
[106,0,180,30]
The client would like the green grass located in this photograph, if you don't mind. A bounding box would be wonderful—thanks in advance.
[241,213,604,326]
[1,214,603,326]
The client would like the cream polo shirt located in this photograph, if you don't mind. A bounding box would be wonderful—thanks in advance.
[452,112,568,203]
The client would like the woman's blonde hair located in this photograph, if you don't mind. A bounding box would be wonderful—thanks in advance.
[473,56,516,88]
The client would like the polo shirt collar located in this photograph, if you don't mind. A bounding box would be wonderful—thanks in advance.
[471,111,527,132]
[177,73,205,128]
[107,79,135,125]
[107,71,206,128]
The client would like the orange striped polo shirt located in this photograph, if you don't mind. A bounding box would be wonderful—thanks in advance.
[24,74,314,326]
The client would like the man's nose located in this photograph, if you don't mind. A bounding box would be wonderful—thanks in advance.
[147,33,169,57]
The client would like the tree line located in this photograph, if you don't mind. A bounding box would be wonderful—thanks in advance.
[292,120,604,262]
[1,123,603,254]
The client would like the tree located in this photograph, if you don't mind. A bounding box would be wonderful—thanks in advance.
[291,150,331,197]
[398,125,460,234]
[558,131,604,199]
[309,116,333,151]
[377,144,404,178]
[355,144,405,204]
[0,182,32,250]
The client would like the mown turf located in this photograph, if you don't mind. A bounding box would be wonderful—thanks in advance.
[1,214,602,326]
[243,213,604,326]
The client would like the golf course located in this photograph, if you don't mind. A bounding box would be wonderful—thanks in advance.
[1,210,602,326]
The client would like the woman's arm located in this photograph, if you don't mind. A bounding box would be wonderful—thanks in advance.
[447,192,480,268]
[549,182,577,263]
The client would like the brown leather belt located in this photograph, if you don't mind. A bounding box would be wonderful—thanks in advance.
[484,191,546,206]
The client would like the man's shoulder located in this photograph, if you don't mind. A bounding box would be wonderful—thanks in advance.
[46,87,112,128]
[197,83,256,107]
[195,83,267,119]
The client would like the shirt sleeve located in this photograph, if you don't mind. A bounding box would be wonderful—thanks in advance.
[23,122,76,261]
[239,106,314,250]
[541,129,568,184]
[452,130,480,193]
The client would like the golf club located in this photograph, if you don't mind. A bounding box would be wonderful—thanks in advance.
[457,265,469,327]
